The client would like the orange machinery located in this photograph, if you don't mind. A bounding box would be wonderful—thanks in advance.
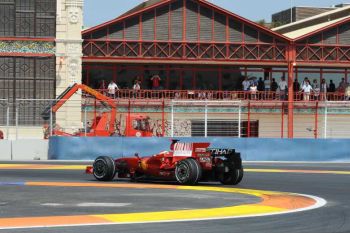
[41,83,117,137]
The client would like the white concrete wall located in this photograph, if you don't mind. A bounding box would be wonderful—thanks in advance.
[11,140,48,160]
[0,140,11,160]
[0,140,48,161]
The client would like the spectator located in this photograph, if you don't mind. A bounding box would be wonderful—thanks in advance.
[345,85,350,101]
[301,80,313,101]
[293,78,300,100]
[320,79,328,101]
[0,130,3,140]
[271,78,278,92]
[312,79,320,100]
[151,75,161,90]
[257,77,265,92]
[278,76,288,100]
[293,78,300,92]
[257,77,264,99]
[133,80,141,98]
[328,80,336,92]
[108,81,119,98]
[242,77,250,91]
[302,77,309,87]
[250,82,257,100]
[264,77,270,91]
[338,78,348,92]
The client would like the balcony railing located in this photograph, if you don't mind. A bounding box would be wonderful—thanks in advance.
[93,89,348,102]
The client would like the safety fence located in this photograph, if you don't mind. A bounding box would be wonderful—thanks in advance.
[1,99,350,139]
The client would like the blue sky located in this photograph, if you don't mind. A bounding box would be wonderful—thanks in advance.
[84,0,348,27]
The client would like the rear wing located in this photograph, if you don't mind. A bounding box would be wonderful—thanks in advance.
[208,148,242,168]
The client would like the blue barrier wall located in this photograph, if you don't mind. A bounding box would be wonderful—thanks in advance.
[48,137,350,161]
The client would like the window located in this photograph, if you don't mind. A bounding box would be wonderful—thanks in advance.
[0,0,56,37]
[0,56,55,125]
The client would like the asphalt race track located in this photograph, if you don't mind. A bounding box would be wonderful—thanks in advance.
[0,162,349,233]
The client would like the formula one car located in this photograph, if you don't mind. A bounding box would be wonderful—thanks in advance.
[86,140,243,185]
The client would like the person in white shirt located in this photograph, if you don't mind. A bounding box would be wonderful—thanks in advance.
[250,82,257,100]
[242,77,251,91]
[301,80,313,101]
[278,77,288,100]
[133,80,141,98]
[108,81,119,98]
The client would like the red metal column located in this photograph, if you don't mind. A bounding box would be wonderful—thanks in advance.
[139,14,142,57]
[281,102,284,138]
[247,101,251,138]
[162,99,165,137]
[287,44,296,138]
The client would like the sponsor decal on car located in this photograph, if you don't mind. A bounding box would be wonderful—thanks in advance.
[195,148,207,153]
[173,143,193,157]
[208,148,234,155]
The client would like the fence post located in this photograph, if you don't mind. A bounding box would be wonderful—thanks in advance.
[314,101,318,139]
[162,100,165,137]
[6,101,9,140]
[171,101,174,137]
[204,101,208,138]
[324,101,328,139]
[247,101,251,138]
[15,102,18,140]
[50,105,53,137]
[238,102,241,138]
[281,102,284,138]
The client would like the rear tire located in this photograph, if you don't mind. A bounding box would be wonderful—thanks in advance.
[175,159,202,185]
[93,156,116,181]
[219,161,243,185]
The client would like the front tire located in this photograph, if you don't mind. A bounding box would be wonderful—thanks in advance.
[93,156,116,181]
[175,159,202,185]
[219,161,243,185]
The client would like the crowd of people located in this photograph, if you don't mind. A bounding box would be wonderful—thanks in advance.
[98,73,350,101]
[104,74,162,98]
[241,76,350,101]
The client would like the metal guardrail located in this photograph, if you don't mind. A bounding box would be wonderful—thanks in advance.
[95,89,348,102]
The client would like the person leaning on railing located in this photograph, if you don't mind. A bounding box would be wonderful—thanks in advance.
[108,81,119,98]
[133,80,141,98]
[301,80,313,101]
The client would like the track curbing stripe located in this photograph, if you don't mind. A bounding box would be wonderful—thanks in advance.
[0,181,327,230]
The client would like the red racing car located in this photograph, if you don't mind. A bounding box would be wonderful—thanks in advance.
[86,140,243,185]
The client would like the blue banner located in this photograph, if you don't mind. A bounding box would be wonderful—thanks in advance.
[48,137,350,162]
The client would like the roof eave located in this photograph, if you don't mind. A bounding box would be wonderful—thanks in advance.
[292,16,350,42]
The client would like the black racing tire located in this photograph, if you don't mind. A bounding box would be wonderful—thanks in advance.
[219,162,243,185]
[93,156,116,181]
[175,159,202,185]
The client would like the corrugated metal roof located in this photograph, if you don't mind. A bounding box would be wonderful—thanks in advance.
[272,5,350,33]
[283,16,349,39]
[119,0,165,18]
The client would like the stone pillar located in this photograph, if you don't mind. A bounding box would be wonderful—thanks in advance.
[55,0,84,132]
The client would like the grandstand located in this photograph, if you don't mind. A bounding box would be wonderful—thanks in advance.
[1,0,350,139]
